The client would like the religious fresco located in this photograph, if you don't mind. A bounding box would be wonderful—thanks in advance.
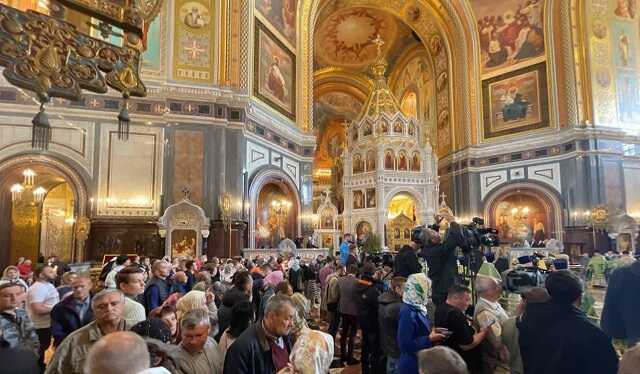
[611,21,637,67]
[366,188,376,208]
[170,229,197,258]
[353,190,365,209]
[313,90,362,170]
[254,21,296,119]
[587,0,640,127]
[255,183,297,248]
[482,62,549,139]
[313,6,420,73]
[355,221,372,240]
[255,0,297,48]
[471,0,545,77]
[616,70,640,123]
[392,53,434,125]
[492,195,549,244]
[614,0,636,18]
[172,0,214,82]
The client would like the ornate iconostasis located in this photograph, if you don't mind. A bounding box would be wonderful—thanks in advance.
[255,182,298,248]
[488,191,553,245]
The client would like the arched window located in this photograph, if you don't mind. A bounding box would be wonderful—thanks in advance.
[366,149,376,171]
[400,90,418,119]
[410,152,420,171]
[393,121,403,134]
[384,150,395,170]
[363,121,372,136]
[353,154,364,174]
[398,151,408,171]
[380,120,389,134]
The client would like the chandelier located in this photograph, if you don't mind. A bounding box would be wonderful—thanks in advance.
[10,169,48,204]
[0,0,162,149]
[510,206,530,221]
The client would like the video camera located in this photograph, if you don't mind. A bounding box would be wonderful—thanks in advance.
[460,217,500,250]
[503,253,549,293]
[411,217,500,253]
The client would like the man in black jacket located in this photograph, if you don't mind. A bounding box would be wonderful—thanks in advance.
[420,221,468,305]
[223,294,295,374]
[393,241,422,278]
[358,264,383,374]
[601,260,640,346]
[518,270,618,374]
[378,276,406,374]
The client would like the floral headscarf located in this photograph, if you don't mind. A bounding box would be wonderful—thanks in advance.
[278,330,334,374]
[402,273,431,315]
[290,292,310,334]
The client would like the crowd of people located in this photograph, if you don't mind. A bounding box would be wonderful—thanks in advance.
[0,231,639,374]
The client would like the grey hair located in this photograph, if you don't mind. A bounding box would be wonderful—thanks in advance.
[417,346,469,374]
[91,288,125,307]
[475,276,500,294]
[180,308,210,330]
[264,294,295,316]
[84,331,150,374]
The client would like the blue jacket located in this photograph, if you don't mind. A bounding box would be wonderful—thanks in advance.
[340,241,350,266]
[397,303,432,374]
[50,296,94,346]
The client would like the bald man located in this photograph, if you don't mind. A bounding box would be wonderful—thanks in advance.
[84,331,150,374]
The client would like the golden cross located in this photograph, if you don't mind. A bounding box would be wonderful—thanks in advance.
[371,34,385,57]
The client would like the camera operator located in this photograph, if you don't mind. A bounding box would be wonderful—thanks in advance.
[418,214,469,305]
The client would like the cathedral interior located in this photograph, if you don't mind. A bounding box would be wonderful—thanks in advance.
[0,0,639,268]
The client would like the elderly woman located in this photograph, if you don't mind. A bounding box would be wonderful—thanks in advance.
[2,265,28,290]
[176,290,219,337]
[278,292,334,374]
[397,273,446,374]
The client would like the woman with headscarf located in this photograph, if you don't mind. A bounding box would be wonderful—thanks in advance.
[278,292,334,374]
[397,273,446,374]
[176,290,219,337]
[2,265,28,290]
[288,258,304,293]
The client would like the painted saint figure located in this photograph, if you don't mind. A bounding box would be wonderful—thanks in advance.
[266,56,287,102]
[184,7,206,28]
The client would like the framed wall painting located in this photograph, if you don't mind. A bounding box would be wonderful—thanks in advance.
[254,20,296,120]
[470,0,546,77]
[255,0,297,48]
[482,62,549,139]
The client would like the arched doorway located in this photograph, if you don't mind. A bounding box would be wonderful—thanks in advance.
[0,155,88,267]
[484,183,563,246]
[248,168,301,249]
[386,192,419,250]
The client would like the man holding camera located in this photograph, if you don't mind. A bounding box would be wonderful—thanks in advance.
[418,214,468,305]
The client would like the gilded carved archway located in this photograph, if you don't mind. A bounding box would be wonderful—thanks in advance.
[299,0,482,157]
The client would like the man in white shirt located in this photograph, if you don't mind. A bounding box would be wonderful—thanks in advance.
[27,265,60,370]
[116,266,147,325]
[104,255,132,289]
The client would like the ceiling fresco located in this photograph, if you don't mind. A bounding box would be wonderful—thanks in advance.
[313,4,421,73]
